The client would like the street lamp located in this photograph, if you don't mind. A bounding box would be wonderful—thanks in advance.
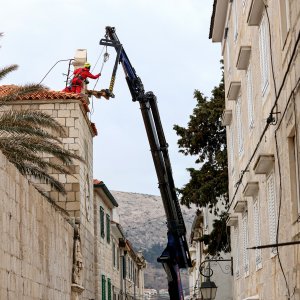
[200,277,217,300]
[198,256,233,300]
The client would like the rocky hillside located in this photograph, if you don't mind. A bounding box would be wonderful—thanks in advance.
[111,191,196,291]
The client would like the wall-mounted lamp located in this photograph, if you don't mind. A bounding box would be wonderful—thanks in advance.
[199,256,233,300]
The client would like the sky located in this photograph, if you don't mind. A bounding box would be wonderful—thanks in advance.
[1,0,222,196]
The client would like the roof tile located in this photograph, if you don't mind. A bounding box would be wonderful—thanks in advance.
[0,85,86,101]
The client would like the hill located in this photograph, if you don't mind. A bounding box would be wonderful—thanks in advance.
[111,191,195,292]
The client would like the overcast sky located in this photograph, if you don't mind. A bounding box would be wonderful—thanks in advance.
[1,0,222,196]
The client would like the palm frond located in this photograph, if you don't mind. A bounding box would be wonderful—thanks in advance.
[0,83,46,103]
[0,65,18,82]
[15,162,66,194]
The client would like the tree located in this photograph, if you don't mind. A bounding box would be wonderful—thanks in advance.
[0,36,81,195]
[174,63,230,255]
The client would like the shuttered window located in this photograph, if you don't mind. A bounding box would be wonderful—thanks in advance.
[106,214,111,243]
[236,97,244,156]
[234,226,240,277]
[279,0,290,46]
[246,65,254,129]
[267,171,278,255]
[233,0,238,42]
[242,211,249,275]
[226,38,231,73]
[102,275,106,300]
[100,206,105,238]
[107,278,112,300]
[253,196,262,269]
[112,242,116,267]
[230,126,235,174]
[259,15,269,96]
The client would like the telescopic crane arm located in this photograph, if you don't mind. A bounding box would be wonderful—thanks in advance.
[100,26,192,300]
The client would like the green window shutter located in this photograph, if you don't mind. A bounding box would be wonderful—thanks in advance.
[107,278,112,300]
[106,214,111,243]
[102,275,106,300]
[100,206,105,238]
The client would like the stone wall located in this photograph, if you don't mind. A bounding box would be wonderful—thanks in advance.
[0,151,74,300]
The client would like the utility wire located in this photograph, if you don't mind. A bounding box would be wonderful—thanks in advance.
[39,58,74,84]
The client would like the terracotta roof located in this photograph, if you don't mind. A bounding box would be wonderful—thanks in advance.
[0,85,86,101]
[0,85,98,136]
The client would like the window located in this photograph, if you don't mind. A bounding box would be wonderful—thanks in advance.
[288,134,300,218]
[106,214,111,243]
[226,38,231,74]
[117,247,120,270]
[236,97,244,156]
[246,65,254,129]
[242,0,247,12]
[253,196,262,269]
[100,206,105,238]
[267,171,278,255]
[242,211,249,276]
[102,275,106,300]
[113,242,116,267]
[234,226,240,277]
[233,0,238,42]
[229,126,235,174]
[259,14,269,96]
[279,0,290,46]
[107,278,112,300]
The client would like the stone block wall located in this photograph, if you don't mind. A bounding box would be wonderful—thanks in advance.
[0,151,74,300]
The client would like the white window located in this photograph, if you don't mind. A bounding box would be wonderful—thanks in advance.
[253,196,262,269]
[246,65,254,129]
[288,134,300,217]
[236,97,244,156]
[259,15,269,96]
[242,0,247,12]
[242,211,249,276]
[226,38,231,74]
[234,225,240,277]
[279,0,290,46]
[233,0,238,42]
[229,126,235,174]
[267,171,278,255]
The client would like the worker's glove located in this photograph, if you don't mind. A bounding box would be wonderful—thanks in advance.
[98,73,101,77]
[84,79,89,84]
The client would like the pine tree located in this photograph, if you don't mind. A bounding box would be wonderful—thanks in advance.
[174,63,230,255]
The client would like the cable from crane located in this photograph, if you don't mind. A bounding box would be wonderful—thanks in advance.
[89,47,110,116]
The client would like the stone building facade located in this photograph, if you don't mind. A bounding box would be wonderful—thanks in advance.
[189,209,232,300]
[210,0,300,299]
[0,49,145,299]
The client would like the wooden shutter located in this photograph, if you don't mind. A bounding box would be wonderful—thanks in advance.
[234,226,240,277]
[246,65,254,128]
[236,97,244,156]
[267,171,277,254]
[107,278,112,300]
[102,275,106,300]
[112,242,116,267]
[106,214,111,243]
[100,206,105,238]
[253,197,262,268]
[242,211,249,275]
[259,15,269,95]
[230,126,235,174]
[233,0,238,42]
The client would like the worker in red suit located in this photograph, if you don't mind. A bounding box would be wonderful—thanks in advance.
[63,62,100,94]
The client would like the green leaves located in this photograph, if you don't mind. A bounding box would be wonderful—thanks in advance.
[174,64,230,254]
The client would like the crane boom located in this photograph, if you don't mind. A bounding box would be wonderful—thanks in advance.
[100,26,192,300]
